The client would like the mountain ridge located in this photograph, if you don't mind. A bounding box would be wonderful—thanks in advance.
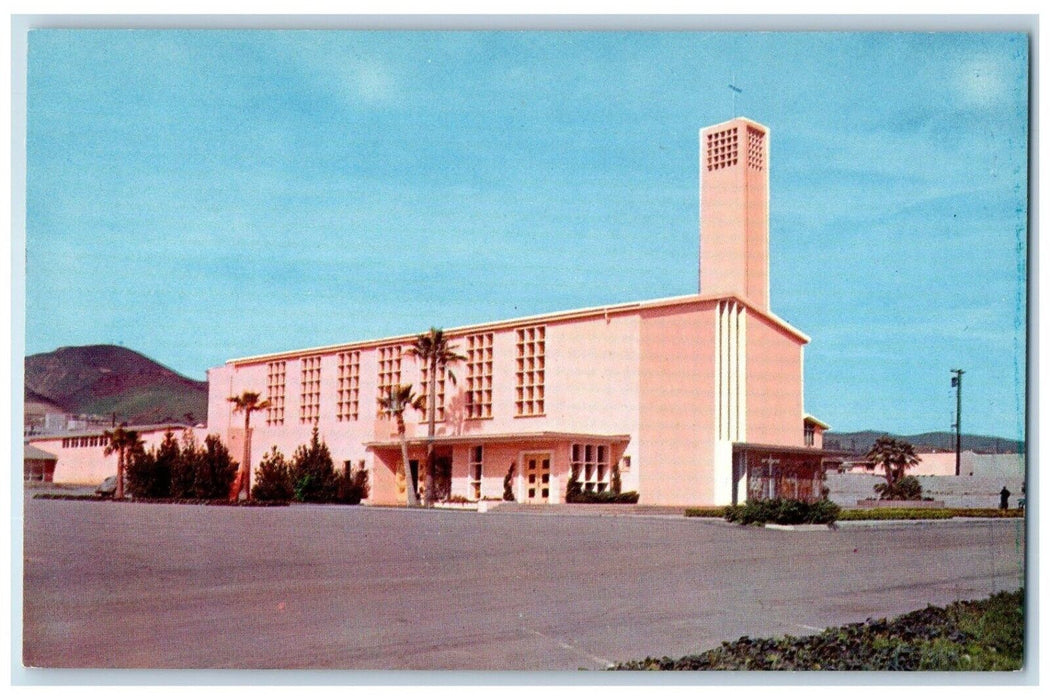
[25,344,209,426]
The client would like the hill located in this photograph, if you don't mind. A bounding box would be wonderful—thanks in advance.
[824,430,1024,455]
[25,345,208,426]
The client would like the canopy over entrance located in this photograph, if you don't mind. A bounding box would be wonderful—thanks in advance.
[365,431,632,506]
[732,443,841,505]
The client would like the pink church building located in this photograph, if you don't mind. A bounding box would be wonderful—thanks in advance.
[206,117,828,507]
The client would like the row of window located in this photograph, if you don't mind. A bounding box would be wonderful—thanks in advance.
[60,435,106,449]
[262,327,547,425]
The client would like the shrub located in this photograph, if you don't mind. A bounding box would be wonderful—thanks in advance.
[253,447,294,502]
[874,474,924,501]
[125,430,180,499]
[290,427,339,503]
[725,498,840,525]
[170,431,200,499]
[503,463,516,502]
[565,465,582,502]
[567,490,640,504]
[610,461,622,495]
[335,465,369,505]
[194,435,239,500]
[684,507,729,518]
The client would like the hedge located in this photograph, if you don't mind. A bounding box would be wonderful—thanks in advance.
[724,499,840,525]
[684,507,729,518]
[567,490,640,504]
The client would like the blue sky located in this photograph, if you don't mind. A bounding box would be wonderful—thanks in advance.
[23,30,1028,441]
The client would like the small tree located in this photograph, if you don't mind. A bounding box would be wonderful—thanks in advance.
[503,462,516,502]
[565,464,583,503]
[377,384,425,507]
[406,328,466,507]
[194,435,239,500]
[171,430,200,499]
[227,391,270,501]
[866,436,921,499]
[253,446,294,502]
[610,460,622,495]
[103,424,141,500]
[336,463,370,505]
[290,427,339,503]
[126,430,178,499]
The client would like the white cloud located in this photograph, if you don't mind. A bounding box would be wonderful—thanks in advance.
[348,59,394,104]
[957,55,1008,110]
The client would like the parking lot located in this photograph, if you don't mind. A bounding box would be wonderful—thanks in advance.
[21,498,1025,671]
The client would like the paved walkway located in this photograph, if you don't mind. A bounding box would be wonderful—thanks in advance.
[21,498,1026,672]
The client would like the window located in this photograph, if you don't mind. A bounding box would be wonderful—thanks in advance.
[620,455,631,473]
[572,443,609,493]
[300,355,321,424]
[469,446,483,500]
[337,351,360,421]
[746,126,765,171]
[515,326,545,416]
[420,362,447,423]
[266,361,287,425]
[804,423,816,447]
[376,346,402,415]
[465,333,494,419]
[706,127,739,171]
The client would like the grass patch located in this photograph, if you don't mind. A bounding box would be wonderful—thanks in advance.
[612,589,1024,671]
[686,506,1024,521]
[839,508,1024,521]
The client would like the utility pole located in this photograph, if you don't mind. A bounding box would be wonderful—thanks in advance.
[951,369,964,476]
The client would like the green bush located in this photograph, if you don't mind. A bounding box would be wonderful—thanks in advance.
[194,435,239,500]
[567,490,640,504]
[290,427,339,503]
[503,463,516,502]
[565,465,582,502]
[612,589,1023,671]
[253,447,294,502]
[684,507,729,518]
[125,430,180,499]
[335,465,369,504]
[725,498,840,525]
[874,475,924,501]
[170,431,200,499]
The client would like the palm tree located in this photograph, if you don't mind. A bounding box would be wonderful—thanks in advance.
[406,327,466,506]
[377,383,425,507]
[865,436,920,489]
[103,424,141,500]
[228,391,270,501]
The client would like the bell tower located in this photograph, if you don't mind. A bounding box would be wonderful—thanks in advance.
[699,117,770,311]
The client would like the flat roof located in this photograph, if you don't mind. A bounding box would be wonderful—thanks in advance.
[365,431,632,449]
[226,292,809,367]
[26,423,199,441]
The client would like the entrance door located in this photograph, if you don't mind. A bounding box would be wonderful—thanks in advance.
[523,452,551,503]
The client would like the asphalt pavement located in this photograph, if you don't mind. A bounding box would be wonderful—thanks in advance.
[21,498,1026,671]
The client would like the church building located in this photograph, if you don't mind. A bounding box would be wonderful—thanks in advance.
[205,117,829,506]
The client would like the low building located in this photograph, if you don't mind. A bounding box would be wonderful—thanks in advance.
[27,424,206,485]
[23,444,58,482]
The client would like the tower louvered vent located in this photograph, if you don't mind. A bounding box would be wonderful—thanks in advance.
[747,126,765,171]
[705,127,739,171]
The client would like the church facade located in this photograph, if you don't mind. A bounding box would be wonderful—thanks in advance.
[205,117,828,506]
